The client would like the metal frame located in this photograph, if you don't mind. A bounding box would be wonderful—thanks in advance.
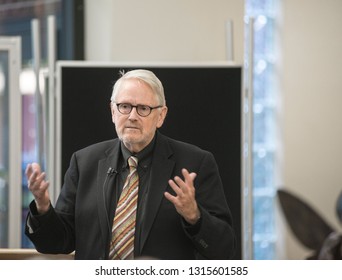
[242,17,255,260]
[47,16,57,204]
[31,19,45,172]
[0,36,22,248]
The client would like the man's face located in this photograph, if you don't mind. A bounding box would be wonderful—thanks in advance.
[111,78,167,153]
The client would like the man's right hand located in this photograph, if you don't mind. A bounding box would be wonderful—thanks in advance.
[26,163,51,214]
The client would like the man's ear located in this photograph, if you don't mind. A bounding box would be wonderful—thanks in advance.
[110,102,116,124]
[157,106,168,128]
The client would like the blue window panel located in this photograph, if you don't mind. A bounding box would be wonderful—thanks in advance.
[253,150,275,189]
[246,0,279,259]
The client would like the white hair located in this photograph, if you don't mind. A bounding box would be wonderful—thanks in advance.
[110,69,166,106]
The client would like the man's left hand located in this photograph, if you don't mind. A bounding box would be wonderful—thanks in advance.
[164,168,201,225]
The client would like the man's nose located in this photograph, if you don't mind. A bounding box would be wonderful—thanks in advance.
[128,107,139,119]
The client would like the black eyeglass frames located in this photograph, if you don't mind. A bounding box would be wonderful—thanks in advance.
[115,103,163,117]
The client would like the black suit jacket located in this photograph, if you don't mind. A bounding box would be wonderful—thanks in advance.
[26,132,236,259]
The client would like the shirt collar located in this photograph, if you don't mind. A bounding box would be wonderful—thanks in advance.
[120,133,156,169]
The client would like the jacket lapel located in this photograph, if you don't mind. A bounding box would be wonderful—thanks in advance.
[139,133,175,253]
[96,139,121,258]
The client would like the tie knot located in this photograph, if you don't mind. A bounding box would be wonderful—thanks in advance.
[128,156,138,168]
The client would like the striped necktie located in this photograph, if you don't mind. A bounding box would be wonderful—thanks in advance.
[109,156,139,260]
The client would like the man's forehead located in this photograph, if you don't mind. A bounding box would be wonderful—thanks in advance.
[117,79,156,100]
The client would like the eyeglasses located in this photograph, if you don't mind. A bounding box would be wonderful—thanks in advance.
[115,103,163,117]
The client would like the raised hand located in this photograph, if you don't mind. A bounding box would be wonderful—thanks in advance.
[26,162,51,214]
[164,168,201,225]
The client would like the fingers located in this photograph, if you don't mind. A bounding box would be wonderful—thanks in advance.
[29,172,49,191]
[26,162,50,194]
[31,162,41,173]
[25,163,33,179]
[26,162,41,182]
[168,169,197,194]
[165,168,197,201]
[164,191,177,204]
[168,178,183,197]
[182,168,197,182]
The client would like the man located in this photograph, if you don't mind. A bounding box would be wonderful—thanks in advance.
[25,69,236,260]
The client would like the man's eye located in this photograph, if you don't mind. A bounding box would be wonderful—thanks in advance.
[121,104,131,109]
[139,105,149,111]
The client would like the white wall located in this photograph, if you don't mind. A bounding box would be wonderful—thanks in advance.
[280,0,342,259]
[85,0,244,63]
